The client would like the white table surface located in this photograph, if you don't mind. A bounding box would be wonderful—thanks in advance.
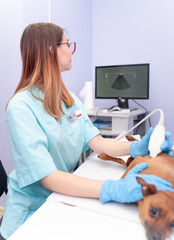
[8,151,174,240]
[48,153,140,223]
[8,200,146,240]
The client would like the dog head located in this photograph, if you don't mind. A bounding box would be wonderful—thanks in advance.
[136,177,174,240]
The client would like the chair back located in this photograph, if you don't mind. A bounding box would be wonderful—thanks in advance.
[0,160,8,197]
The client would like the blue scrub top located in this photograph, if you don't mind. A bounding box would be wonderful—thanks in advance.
[0,87,100,239]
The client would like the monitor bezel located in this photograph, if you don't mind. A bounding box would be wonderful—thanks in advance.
[95,63,150,100]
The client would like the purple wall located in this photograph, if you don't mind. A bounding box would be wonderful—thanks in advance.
[92,0,174,140]
[51,0,92,95]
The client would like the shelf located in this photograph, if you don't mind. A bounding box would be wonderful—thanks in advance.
[87,108,146,118]
[97,129,123,136]
[88,108,147,137]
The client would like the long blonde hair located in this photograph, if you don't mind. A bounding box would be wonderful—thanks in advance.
[12,23,74,120]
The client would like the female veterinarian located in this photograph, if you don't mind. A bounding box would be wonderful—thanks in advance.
[0,23,173,240]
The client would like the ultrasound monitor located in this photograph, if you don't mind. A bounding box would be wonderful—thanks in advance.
[95,63,149,108]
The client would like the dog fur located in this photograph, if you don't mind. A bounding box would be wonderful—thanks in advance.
[98,136,174,240]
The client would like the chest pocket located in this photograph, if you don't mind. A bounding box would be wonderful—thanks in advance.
[45,115,85,154]
[46,117,84,172]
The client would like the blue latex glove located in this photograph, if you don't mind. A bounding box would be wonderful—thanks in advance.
[129,127,153,158]
[129,127,173,158]
[99,162,174,204]
[160,131,173,156]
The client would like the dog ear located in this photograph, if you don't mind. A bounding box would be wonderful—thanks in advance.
[136,176,157,196]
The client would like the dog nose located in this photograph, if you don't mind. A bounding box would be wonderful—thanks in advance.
[151,231,162,240]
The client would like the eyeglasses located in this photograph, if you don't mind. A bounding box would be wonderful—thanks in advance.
[57,42,76,54]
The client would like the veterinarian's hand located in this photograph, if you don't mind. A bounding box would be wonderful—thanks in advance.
[99,162,174,204]
[129,127,153,158]
[160,131,173,156]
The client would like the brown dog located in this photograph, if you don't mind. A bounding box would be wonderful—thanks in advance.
[98,137,174,240]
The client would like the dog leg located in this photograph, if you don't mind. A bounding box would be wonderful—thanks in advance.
[98,154,127,168]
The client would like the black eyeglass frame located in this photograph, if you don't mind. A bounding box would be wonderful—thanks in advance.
[57,42,76,54]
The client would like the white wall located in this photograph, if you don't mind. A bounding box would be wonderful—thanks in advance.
[92,0,174,139]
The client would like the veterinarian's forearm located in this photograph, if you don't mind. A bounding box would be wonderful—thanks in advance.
[88,135,131,157]
[40,170,103,198]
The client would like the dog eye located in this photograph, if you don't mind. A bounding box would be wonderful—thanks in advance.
[149,206,160,218]
[169,221,174,229]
